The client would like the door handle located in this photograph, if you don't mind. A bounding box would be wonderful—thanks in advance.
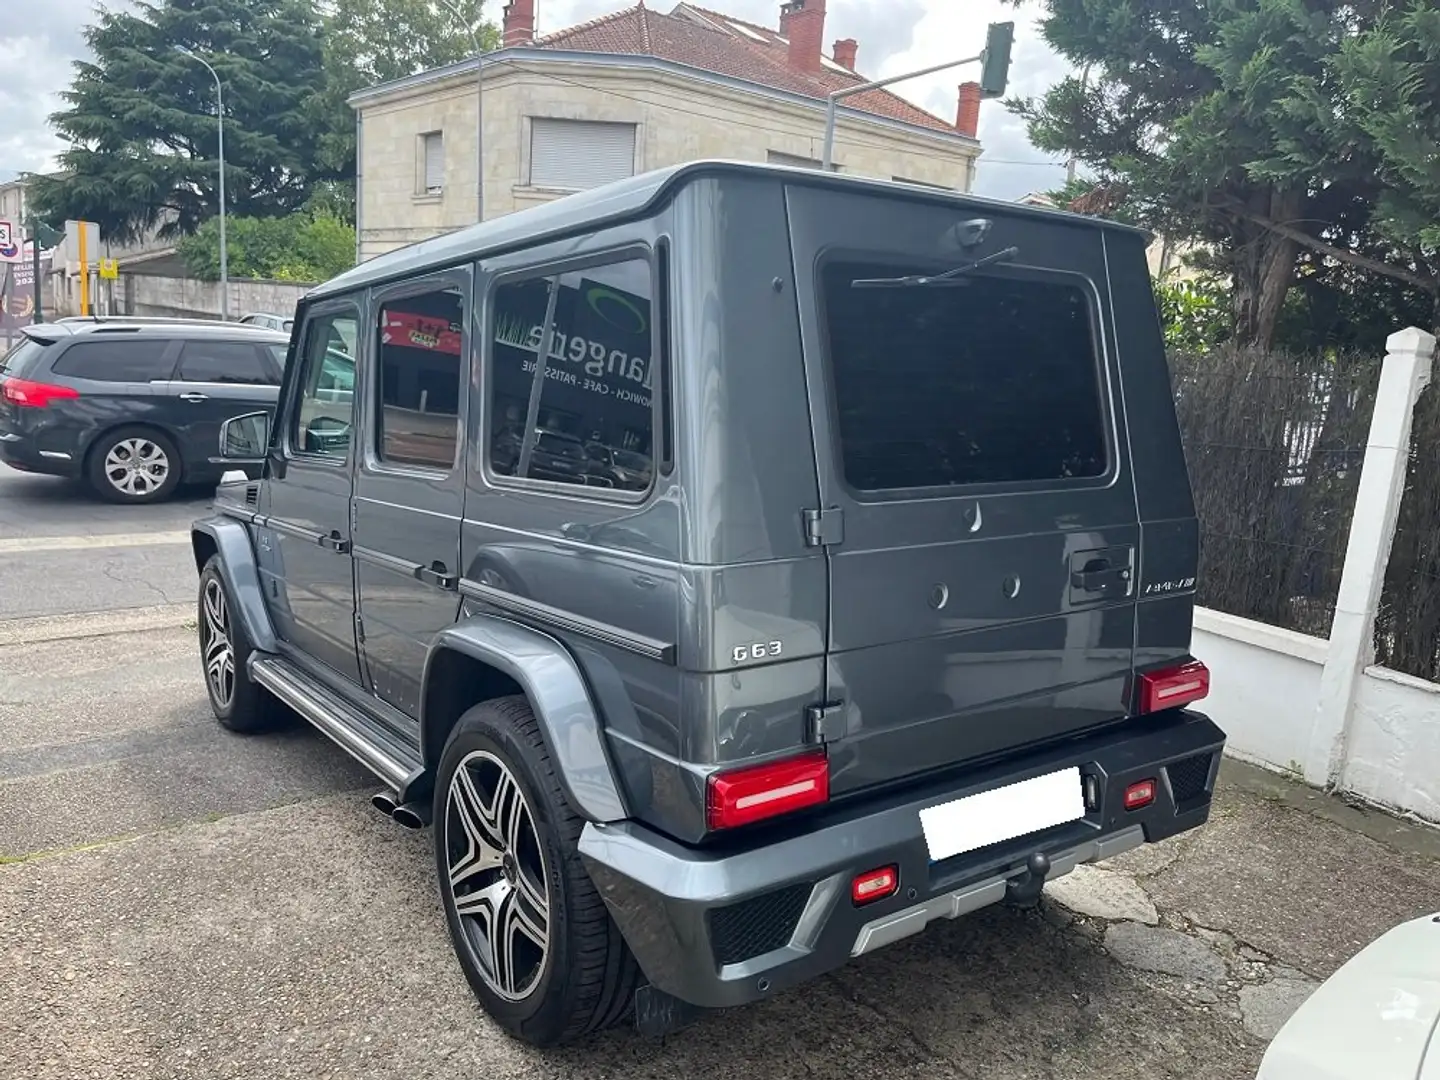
[178,392,208,403]
[318,531,350,554]
[1070,561,1131,591]
[632,574,659,589]
[416,562,458,590]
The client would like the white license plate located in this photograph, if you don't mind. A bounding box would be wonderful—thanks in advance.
[919,767,1086,862]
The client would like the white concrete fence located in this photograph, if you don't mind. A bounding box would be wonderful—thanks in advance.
[1195,327,1440,822]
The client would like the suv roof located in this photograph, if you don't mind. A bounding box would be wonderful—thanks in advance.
[26,319,289,344]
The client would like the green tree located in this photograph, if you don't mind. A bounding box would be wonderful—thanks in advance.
[29,0,330,244]
[314,0,499,176]
[177,210,356,283]
[1005,0,1440,346]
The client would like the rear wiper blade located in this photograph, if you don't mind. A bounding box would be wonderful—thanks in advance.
[850,246,1020,288]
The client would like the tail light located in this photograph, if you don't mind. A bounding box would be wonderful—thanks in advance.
[1137,660,1210,715]
[852,865,899,905]
[1124,779,1156,810]
[706,751,829,830]
[1,378,79,408]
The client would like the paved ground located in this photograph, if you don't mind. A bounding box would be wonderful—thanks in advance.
[2,597,1439,1079]
[0,462,207,619]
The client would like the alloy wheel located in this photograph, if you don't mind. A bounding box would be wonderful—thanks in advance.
[445,750,551,1002]
[103,437,170,497]
[201,577,235,709]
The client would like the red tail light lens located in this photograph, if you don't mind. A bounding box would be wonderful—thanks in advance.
[851,865,899,905]
[1124,779,1156,810]
[1,377,79,408]
[706,752,829,830]
[1137,660,1210,715]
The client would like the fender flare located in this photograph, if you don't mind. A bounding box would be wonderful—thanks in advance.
[423,617,629,823]
[191,515,278,653]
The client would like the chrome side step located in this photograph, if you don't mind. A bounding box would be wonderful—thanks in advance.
[249,654,422,793]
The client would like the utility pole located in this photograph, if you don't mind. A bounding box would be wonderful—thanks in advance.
[175,46,228,319]
[438,0,486,222]
[822,22,1013,172]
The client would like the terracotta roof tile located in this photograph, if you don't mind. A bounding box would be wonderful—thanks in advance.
[535,3,960,137]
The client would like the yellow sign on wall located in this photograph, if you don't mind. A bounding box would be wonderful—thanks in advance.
[98,258,119,280]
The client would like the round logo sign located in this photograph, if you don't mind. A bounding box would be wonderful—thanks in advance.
[584,286,646,335]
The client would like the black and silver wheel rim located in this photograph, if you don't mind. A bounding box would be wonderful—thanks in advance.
[200,577,235,709]
[104,437,170,497]
[445,750,551,1002]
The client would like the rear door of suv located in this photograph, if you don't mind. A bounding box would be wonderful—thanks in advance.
[165,336,283,476]
[785,184,1141,797]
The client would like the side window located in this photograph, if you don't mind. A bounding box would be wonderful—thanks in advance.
[290,310,358,459]
[488,256,657,495]
[176,340,272,384]
[51,340,174,382]
[374,285,465,470]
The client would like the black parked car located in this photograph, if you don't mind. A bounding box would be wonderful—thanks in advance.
[0,318,290,503]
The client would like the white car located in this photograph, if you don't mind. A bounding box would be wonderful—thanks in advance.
[1258,911,1440,1080]
[237,311,294,333]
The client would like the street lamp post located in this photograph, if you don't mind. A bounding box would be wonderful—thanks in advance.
[437,0,485,222]
[175,45,228,319]
[822,54,983,172]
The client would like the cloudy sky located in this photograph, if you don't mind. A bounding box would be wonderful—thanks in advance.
[1,0,1074,199]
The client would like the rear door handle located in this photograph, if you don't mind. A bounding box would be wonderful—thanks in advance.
[318,531,350,554]
[178,392,208,403]
[1070,561,1131,591]
[416,562,458,590]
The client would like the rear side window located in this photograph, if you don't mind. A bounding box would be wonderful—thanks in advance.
[51,340,175,382]
[375,284,465,470]
[176,340,273,384]
[820,262,1108,492]
[488,255,658,495]
[0,338,51,377]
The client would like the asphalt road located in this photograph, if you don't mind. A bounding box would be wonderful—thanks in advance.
[0,462,209,620]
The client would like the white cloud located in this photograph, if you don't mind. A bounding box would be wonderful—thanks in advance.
[12,0,1074,199]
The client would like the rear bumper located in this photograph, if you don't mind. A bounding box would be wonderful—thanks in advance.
[580,710,1225,1009]
[0,430,79,477]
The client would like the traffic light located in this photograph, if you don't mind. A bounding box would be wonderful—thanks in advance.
[980,21,1014,99]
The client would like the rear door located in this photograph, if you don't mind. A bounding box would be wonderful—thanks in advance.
[785,185,1139,797]
[166,337,282,473]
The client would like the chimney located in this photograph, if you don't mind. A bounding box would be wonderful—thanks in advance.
[781,0,825,74]
[832,38,857,71]
[503,0,535,47]
[956,81,982,139]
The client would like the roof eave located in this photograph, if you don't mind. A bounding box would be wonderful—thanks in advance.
[347,48,974,147]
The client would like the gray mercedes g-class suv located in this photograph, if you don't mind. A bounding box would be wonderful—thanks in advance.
[192,161,1222,1047]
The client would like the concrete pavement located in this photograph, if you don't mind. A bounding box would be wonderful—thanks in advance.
[4,600,1440,1077]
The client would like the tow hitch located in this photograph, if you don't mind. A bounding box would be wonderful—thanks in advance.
[1004,851,1052,908]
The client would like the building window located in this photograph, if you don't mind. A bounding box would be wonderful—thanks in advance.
[419,132,444,195]
[529,119,637,191]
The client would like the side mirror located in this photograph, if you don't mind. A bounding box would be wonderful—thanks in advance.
[219,411,271,459]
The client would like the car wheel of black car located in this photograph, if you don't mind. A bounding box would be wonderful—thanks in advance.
[87,426,183,504]
[434,696,640,1046]
[197,556,283,733]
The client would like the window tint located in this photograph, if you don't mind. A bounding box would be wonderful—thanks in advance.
[51,340,174,382]
[176,340,272,384]
[820,261,1107,491]
[0,338,51,377]
[489,257,656,494]
[375,285,464,469]
[266,344,288,368]
[290,311,358,459]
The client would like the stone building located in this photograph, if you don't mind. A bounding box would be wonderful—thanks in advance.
[351,0,986,260]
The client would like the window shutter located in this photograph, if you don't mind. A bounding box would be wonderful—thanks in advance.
[529,119,637,191]
[423,133,444,193]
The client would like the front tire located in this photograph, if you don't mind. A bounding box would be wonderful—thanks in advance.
[197,555,282,733]
[87,426,182,504]
[434,697,640,1046]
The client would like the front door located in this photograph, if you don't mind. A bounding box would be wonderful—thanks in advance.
[260,301,363,684]
[165,336,283,477]
[786,185,1141,797]
[353,271,469,718]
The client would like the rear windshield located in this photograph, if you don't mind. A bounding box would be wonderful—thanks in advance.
[51,340,175,382]
[0,337,51,378]
[820,261,1109,493]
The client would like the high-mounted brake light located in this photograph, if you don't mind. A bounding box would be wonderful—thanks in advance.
[706,752,829,830]
[1,377,79,409]
[1137,660,1210,715]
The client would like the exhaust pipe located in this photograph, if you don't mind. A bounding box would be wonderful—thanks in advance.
[371,790,399,817]
[391,801,431,830]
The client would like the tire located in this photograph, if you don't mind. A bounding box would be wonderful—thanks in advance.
[87,425,183,504]
[434,696,641,1046]
[197,555,283,733]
